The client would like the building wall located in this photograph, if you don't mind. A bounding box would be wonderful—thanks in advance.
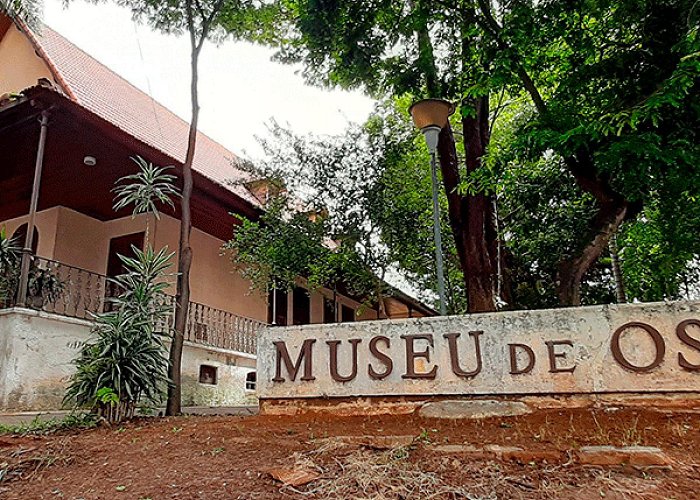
[1,206,60,259]
[0,24,55,95]
[1,207,394,325]
[148,214,268,322]
[0,308,257,411]
[2,207,269,322]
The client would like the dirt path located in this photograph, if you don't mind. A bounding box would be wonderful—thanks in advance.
[1,408,698,499]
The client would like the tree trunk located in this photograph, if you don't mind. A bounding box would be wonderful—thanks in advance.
[436,124,470,301]
[462,97,497,312]
[166,35,200,417]
[556,151,640,306]
[435,98,498,313]
[557,201,628,306]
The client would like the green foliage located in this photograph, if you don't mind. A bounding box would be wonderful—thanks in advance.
[27,265,64,304]
[225,195,377,305]
[104,0,275,45]
[64,246,174,424]
[113,156,180,219]
[0,413,98,436]
[228,101,467,312]
[0,226,20,303]
[245,0,700,307]
[95,386,120,406]
[0,0,42,31]
[227,120,393,306]
[620,203,700,302]
[0,227,65,306]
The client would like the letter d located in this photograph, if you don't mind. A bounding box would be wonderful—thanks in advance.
[509,343,535,375]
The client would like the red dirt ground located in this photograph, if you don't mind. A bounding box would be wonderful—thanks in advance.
[0,407,698,499]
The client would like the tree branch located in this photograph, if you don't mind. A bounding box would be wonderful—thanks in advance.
[474,0,547,115]
[194,0,226,52]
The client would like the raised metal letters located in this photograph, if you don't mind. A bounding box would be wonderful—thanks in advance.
[611,322,665,373]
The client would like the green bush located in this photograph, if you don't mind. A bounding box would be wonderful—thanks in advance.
[64,246,174,423]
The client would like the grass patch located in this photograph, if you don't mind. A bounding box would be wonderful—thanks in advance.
[0,413,99,436]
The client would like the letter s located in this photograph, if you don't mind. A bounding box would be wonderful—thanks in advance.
[677,319,700,371]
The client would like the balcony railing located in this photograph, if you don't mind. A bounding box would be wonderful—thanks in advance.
[2,256,264,355]
[185,301,259,354]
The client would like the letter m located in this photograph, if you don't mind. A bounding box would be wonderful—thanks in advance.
[272,339,316,382]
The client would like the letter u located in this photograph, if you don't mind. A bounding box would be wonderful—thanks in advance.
[327,339,361,382]
[444,331,483,378]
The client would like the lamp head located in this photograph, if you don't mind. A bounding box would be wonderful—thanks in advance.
[409,98,455,129]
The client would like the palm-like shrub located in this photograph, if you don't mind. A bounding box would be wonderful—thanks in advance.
[113,156,180,245]
[0,227,20,305]
[65,246,174,423]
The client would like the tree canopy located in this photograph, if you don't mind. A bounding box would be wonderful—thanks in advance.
[233,0,700,309]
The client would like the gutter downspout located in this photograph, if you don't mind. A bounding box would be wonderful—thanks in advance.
[16,110,49,307]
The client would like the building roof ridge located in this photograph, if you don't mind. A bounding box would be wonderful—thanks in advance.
[18,20,261,207]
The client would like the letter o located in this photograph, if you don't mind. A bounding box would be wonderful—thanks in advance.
[611,322,665,373]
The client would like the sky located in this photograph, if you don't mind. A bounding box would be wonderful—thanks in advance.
[42,0,376,159]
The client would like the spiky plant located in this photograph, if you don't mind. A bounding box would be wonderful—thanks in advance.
[64,246,174,423]
[0,227,20,304]
[112,155,180,245]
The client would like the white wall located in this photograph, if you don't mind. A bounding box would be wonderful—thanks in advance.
[0,308,258,411]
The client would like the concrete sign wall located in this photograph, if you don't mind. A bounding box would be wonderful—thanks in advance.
[257,301,700,399]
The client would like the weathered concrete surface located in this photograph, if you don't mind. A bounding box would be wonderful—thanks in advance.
[258,301,700,401]
[0,308,87,410]
[0,308,258,411]
[419,400,531,419]
[178,343,257,408]
[260,393,700,417]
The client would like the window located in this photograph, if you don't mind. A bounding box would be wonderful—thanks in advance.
[323,297,337,324]
[341,304,355,322]
[292,286,310,325]
[199,365,217,385]
[106,232,145,277]
[267,288,288,326]
[245,371,256,391]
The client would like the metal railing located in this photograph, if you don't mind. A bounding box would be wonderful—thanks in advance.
[185,301,259,354]
[2,257,264,355]
[27,257,113,320]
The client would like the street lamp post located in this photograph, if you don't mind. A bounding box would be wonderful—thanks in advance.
[409,99,455,316]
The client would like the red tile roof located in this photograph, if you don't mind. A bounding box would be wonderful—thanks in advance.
[26,24,260,207]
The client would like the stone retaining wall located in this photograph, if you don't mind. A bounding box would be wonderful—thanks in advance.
[258,301,700,410]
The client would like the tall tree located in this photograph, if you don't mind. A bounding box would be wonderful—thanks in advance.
[106,0,269,414]
[477,0,699,304]
[251,0,503,311]
[229,111,467,314]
